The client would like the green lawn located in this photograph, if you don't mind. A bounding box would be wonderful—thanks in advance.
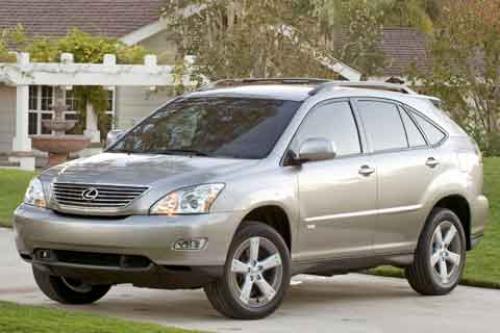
[1,158,499,287]
[0,169,35,227]
[0,301,196,333]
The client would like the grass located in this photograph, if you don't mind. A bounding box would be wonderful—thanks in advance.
[0,301,196,333]
[0,169,35,227]
[371,157,500,288]
[0,158,499,287]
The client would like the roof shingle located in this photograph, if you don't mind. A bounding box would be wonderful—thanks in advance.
[379,27,429,77]
[0,0,163,39]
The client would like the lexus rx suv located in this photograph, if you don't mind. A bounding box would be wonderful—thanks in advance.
[14,79,488,319]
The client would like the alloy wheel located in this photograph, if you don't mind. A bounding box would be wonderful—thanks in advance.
[430,221,462,285]
[228,236,283,308]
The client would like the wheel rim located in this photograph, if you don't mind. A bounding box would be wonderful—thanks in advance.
[430,221,462,285]
[61,277,92,293]
[228,236,283,308]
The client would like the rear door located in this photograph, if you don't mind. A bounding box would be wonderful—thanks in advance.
[354,99,441,255]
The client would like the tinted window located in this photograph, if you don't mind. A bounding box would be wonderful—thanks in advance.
[400,109,426,147]
[292,101,361,156]
[358,101,407,152]
[109,97,301,159]
[412,111,446,145]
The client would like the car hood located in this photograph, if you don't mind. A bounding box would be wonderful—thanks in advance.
[42,153,260,188]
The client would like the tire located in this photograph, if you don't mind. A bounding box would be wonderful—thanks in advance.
[204,221,290,319]
[33,265,111,304]
[405,208,466,295]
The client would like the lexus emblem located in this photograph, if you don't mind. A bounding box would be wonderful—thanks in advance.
[81,187,99,201]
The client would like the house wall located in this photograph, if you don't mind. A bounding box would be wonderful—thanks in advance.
[139,30,177,65]
[115,87,171,129]
[0,85,16,153]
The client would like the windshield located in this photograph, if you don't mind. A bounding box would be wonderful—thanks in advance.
[108,97,302,159]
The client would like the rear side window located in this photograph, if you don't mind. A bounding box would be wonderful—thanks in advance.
[411,111,446,145]
[358,101,407,152]
[400,109,426,147]
[292,101,361,156]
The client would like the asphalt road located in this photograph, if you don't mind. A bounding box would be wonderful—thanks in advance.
[1,228,499,333]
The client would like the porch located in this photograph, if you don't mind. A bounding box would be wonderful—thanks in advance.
[0,52,193,170]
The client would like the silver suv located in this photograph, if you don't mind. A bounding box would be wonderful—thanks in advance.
[14,79,488,319]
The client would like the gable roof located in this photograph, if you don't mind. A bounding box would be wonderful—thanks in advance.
[379,27,429,77]
[0,0,163,39]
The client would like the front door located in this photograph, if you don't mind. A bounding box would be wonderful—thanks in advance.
[293,100,377,260]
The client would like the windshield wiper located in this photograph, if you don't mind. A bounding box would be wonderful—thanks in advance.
[152,148,212,157]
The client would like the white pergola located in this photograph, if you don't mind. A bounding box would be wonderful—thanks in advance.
[0,52,193,170]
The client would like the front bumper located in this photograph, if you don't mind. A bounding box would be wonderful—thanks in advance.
[14,204,242,267]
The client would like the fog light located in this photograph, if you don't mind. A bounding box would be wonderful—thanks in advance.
[172,238,207,251]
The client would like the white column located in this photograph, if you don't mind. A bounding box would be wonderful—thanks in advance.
[12,85,31,151]
[10,84,35,171]
[83,102,101,143]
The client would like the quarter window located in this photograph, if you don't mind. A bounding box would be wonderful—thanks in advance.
[358,101,407,152]
[292,101,361,157]
[400,109,426,147]
[411,111,446,145]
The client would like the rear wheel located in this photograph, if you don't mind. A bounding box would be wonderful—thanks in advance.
[33,265,111,304]
[405,208,466,295]
[204,221,290,319]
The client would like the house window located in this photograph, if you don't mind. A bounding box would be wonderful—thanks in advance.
[103,89,116,135]
[63,89,82,135]
[28,86,54,135]
[28,86,116,138]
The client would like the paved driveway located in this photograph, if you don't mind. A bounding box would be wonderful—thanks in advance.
[1,228,499,333]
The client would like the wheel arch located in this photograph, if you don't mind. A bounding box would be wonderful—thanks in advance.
[238,205,292,252]
[431,194,472,250]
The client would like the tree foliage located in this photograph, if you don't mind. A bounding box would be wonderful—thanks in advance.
[162,0,387,80]
[410,0,500,154]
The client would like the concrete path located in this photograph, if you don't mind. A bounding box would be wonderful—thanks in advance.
[1,228,499,333]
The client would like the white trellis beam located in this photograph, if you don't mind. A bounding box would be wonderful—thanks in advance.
[0,53,193,87]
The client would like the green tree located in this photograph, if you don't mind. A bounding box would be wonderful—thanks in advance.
[162,0,386,81]
[410,0,500,154]
[377,0,438,33]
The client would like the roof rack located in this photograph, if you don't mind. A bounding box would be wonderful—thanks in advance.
[199,78,331,91]
[308,81,418,95]
[199,78,421,97]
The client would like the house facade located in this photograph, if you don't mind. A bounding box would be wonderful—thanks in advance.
[0,0,178,169]
[0,0,429,170]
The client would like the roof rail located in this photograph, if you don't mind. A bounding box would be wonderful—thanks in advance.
[199,78,331,91]
[308,81,418,95]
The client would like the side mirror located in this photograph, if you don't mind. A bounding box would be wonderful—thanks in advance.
[106,129,125,148]
[296,137,336,163]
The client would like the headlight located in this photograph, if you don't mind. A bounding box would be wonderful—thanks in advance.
[24,178,47,208]
[150,183,225,215]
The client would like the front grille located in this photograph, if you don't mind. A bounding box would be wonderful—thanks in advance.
[52,182,148,208]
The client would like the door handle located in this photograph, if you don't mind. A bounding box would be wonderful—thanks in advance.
[426,157,439,168]
[359,165,375,176]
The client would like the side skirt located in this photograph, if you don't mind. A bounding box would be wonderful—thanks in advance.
[291,253,414,277]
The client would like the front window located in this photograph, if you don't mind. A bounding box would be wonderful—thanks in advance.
[109,97,301,159]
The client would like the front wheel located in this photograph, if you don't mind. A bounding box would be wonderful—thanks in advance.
[405,208,466,295]
[33,265,111,304]
[204,221,290,319]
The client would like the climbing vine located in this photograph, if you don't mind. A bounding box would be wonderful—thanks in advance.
[0,26,149,141]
